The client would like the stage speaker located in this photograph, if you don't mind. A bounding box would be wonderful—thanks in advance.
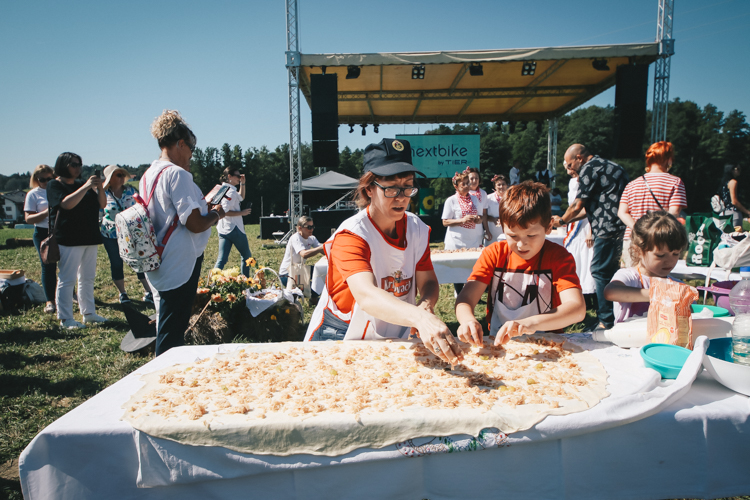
[313,140,339,168]
[613,64,649,159]
[311,74,338,141]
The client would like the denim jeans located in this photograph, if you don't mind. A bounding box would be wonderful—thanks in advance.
[308,308,349,341]
[155,255,203,356]
[101,236,145,281]
[32,227,57,302]
[590,234,624,329]
[215,226,252,277]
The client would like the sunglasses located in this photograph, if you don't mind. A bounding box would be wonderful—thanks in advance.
[302,225,315,230]
[115,173,127,178]
[38,177,53,183]
[68,163,82,168]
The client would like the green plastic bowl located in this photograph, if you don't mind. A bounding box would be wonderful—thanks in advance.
[691,304,730,317]
[640,343,692,379]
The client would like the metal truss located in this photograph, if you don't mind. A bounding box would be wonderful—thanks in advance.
[651,0,675,143]
[547,117,558,188]
[285,0,303,237]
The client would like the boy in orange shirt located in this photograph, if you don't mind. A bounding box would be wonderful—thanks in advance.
[456,181,586,346]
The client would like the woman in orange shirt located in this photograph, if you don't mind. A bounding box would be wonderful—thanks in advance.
[305,139,462,364]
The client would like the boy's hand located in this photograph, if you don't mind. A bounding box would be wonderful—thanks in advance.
[494,320,536,346]
[457,319,483,347]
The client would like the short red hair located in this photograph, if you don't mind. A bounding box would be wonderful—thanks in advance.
[498,181,551,229]
[645,141,674,170]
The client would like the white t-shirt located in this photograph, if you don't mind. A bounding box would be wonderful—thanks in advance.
[279,232,321,276]
[216,182,245,235]
[486,190,504,242]
[24,187,49,229]
[442,193,484,250]
[510,167,520,186]
[140,160,210,292]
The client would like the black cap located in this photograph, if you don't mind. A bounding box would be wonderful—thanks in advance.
[363,139,425,177]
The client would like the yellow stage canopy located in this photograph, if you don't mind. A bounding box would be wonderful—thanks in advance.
[299,43,659,124]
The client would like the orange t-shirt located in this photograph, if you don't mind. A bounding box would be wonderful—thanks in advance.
[468,240,580,309]
[327,214,433,314]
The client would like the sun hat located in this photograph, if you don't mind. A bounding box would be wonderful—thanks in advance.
[363,139,424,177]
[103,164,132,190]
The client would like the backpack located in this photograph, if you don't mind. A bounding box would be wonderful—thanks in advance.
[115,167,179,273]
[711,194,725,214]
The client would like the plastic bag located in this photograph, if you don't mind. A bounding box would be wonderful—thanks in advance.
[647,277,699,349]
[685,213,732,267]
[287,261,311,299]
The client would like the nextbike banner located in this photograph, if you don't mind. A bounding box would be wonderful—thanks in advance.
[396,134,480,178]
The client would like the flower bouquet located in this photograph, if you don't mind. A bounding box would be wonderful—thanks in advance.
[186,258,302,345]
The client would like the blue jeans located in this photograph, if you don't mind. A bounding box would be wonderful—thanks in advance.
[215,227,252,277]
[308,308,349,341]
[155,255,203,356]
[32,227,57,302]
[102,236,145,282]
[590,234,624,329]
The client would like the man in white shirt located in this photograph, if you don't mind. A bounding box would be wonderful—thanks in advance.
[279,216,325,292]
[509,160,521,186]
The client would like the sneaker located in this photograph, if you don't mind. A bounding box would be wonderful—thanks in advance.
[61,319,85,329]
[82,313,108,324]
[142,292,154,305]
[44,303,56,314]
[119,293,132,304]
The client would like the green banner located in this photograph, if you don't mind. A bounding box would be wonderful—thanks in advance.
[396,134,480,178]
[418,187,436,215]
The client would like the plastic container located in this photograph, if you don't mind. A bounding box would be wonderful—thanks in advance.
[729,267,750,366]
[640,343,692,379]
[691,304,730,317]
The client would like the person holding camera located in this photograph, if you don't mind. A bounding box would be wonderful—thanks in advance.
[46,153,108,329]
[213,167,253,277]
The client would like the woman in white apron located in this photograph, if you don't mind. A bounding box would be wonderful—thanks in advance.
[305,138,462,365]
[486,174,508,243]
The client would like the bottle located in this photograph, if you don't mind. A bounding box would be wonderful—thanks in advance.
[729,266,750,366]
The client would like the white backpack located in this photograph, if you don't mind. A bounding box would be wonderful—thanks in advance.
[115,167,178,273]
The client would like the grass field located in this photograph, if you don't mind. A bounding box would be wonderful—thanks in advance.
[0,225,746,500]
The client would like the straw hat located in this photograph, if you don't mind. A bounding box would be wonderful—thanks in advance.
[102,164,132,190]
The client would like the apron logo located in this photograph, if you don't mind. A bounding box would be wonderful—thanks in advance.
[381,270,413,297]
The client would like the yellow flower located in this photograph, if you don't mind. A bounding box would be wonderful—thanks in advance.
[246,257,257,267]
[270,315,277,321]
[223,267,240,278]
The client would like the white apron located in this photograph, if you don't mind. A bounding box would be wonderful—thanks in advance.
[304,210,430,341]
[487,246,553,336]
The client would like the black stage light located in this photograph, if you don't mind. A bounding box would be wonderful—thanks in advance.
[592,59,610,71]
[373,124,379,133]
[412,65,425,79]
[521,61,536,76]
[346,65,361,79]
[349,124,354,133]
[361,124,367,136]
[469,62,483,76]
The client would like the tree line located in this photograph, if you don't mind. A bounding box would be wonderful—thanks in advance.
[2,98,748,220]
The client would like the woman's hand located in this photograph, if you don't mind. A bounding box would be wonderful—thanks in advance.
[462,214,475,224]
[457,318,484,347]
[417,312,463,365]
[494,320,536,346]
[240,207,252,216]
[84,175,103,191]
[209,204,226,220]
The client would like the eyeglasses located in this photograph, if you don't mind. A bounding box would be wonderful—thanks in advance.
[183,140,196,153]
[230,172,241,178]
[372,181,419,198]
[302,225,315,230]
[38,177,53,183]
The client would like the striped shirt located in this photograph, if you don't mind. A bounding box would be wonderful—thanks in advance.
[620,173,687,239]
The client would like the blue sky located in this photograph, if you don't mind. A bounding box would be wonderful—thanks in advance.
[1,0,748,176]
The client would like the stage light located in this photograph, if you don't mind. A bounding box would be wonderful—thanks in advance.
[469,63,483,76]
[412,65,425,79]
[361,124,367,136]
[346,65,361,79]
[349,124,354,133]
[521,61,536,76]
[373,124,379,133]
[592,59,610,71]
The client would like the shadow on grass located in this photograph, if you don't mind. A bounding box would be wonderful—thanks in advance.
[0,373,104,398]
[0,328,84,346]
[0,478,23,500]
[0,352,61,369]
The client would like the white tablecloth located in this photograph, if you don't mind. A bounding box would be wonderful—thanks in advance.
[670,260,741,282]
[19,335,750,500]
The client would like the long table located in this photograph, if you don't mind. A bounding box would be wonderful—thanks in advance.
[19,334,750,499]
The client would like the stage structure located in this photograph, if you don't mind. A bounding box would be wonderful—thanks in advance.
[285,0,672,233]
[651,0,675,143]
